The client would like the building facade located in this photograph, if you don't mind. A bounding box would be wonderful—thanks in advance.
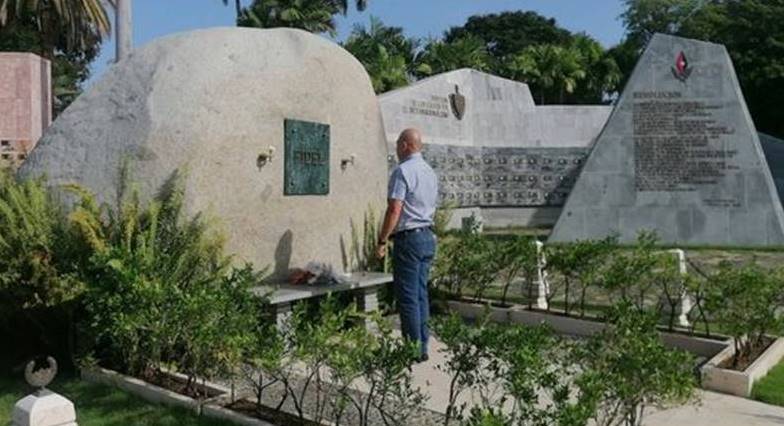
[0,53,51,170]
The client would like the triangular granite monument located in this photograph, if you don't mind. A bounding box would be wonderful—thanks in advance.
[550,34,784,246]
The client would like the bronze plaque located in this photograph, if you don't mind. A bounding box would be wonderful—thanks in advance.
[284,119,330,195]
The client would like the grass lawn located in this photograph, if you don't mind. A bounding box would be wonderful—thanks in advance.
[753,360,784,407]
[0,372,234,426]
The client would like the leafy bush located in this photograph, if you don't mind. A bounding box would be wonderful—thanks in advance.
[494,235,538,306]
[704,263,784,368]
[348,207,389,273]
[546,236,617,316]
[72,172,262,391]
[0,171,89,361]
[433,200,457,237]
[577,303,698,426]
[595,232,658,310]
[254,296,425,425]
[432,226,499,300]
[433,313,596,426]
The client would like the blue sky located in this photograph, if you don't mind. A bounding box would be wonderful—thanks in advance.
[89,0,627,85]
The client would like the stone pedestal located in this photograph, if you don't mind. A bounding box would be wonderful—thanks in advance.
[12,392,77,426]
[0,52,51,169]
[523,240,549,310]
[660,249,692,328]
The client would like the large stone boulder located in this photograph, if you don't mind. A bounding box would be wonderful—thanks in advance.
[20,27,389,276]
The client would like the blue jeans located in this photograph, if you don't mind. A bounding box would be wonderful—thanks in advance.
[392,228,436,356]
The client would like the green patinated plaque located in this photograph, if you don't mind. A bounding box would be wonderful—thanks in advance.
[284,119,330,195]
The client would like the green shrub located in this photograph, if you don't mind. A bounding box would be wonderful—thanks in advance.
[0,171,89,361]
[494,235,537,307]
[704,263,784,368]
[72,171,263,390]
[433,313,594,426]
[546,236,617,316]
[577,303,698,426]
[255,296,424,425]
[433,200,457,237]
[432,225,499,300]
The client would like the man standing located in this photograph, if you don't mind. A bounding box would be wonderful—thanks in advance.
[376,128,438,362]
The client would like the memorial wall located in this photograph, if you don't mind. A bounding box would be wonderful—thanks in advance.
[550,34,784,246]
[378,69,611,228]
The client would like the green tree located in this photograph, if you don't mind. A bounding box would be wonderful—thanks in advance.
[715,0,784,138]
[618,0,784,137]
[237,0,369,36]
[443,10,618,104]
[0,172,88,361]
[0,0,112,53]
[579,303,698,426]
[569,34,622,103]
[222,0,243,19]
[415,34,492,78]
[620,0,704,47]
[342,16,416,93]
[238,0,338,35]
[444,11,572,64]
[705,263,784,368]
[0,0,112,113]
[508,44,586,104]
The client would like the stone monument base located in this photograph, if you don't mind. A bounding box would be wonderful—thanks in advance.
[12,392,77,426]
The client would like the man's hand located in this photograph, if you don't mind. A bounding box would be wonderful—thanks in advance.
[375,242,387,259]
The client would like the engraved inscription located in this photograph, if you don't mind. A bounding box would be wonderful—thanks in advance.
[284,119,330,195]
[403,96,450,118]
[633,91,738,195]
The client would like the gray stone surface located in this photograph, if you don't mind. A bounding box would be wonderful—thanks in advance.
[760,132,784,204]
[19,27,389,276]
[550,34,784,246]
[378,69,611,227]
[12,392,77,426]
[250,272,392,304]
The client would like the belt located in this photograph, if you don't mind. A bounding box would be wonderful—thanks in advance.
[392,226,433,238]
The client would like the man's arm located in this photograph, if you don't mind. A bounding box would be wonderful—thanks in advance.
[379,199,403,242]
[376,199,403,258]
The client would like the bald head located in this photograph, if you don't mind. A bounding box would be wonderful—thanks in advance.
[396,128,424,160]
[399,128,423,149]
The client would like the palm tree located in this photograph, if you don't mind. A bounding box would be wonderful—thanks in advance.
[570,34,622,103]
[0,0,112,59]
[508,44,586,104]
[415,34,492,77]
[235,0,369,34]
[238,0,338,35]
[222,0,243,19]
[342,16,416,92]
[331,0,368,14]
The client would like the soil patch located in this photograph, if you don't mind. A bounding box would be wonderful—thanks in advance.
[141,370,223,400]
[718,337,775,371]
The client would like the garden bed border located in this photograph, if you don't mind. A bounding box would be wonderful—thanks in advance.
[701,337,784,397]
[446,300,728,358]
[81,366,276,426]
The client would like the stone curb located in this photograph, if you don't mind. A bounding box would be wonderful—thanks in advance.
[701,337,784,397]
[81,366,335,426]
[446,300,729,358]
[201,404,276,426]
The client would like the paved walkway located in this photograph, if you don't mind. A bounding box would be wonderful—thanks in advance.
[406,329,784,426]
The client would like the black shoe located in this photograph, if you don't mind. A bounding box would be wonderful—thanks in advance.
[418,353,429,363]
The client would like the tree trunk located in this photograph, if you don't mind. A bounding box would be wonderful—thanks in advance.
[116,0,133,61]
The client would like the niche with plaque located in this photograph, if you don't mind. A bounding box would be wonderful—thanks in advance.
[284,119,330,195]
